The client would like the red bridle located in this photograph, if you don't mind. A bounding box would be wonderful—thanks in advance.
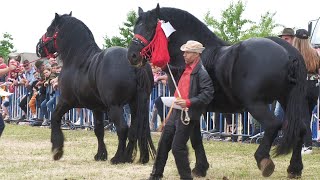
[133,34,149,46]
[41,31,59,58]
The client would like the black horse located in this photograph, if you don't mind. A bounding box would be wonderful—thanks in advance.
[127,5,309,178]
[36,12,156,164]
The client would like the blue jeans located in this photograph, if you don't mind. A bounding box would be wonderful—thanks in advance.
[46,95,56,113]
[0,114,5,137]
[40,99,48,119]
[274,101,285,122]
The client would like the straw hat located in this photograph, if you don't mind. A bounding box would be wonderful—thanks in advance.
[180,40,205,53]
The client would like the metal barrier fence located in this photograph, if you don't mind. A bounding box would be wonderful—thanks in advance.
[4,83,320,142]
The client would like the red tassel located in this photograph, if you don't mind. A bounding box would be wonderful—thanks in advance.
[140,21,170,68]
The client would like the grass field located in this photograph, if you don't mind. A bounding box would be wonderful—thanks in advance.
[0,124,319,180]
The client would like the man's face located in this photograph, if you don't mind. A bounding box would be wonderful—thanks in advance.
[281,35,294,45]
[51,66,57,73]
[182,51,199,65]
[49,58,57,65]
[23,63,31,71]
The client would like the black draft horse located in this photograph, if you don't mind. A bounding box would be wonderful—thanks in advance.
[127,5,309,178]
[36,12,156,164]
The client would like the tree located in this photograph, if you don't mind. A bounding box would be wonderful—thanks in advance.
[0,32,15,61]
[103,11,137,48]
[204,0,280,44]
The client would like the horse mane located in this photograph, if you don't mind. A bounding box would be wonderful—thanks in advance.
[141,6,229,68]
[56,15,101,65]
[158,7,228,47]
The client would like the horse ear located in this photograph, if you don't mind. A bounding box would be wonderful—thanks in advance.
[155,3,160,17]
[54,13,60,20]
[69,11,72,16]
[138,7,144,16]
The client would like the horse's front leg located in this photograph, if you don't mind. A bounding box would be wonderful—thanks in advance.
[51,102,72,160]
[108,106,128,164]
[93,110,108,161]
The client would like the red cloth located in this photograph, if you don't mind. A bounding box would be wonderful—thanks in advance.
[140,21,170,68]
[174,59,199,107]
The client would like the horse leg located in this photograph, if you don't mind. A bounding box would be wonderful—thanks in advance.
[286,105,310,178]
[190,120,209,177]
[125,102,138,163]
[248,104,282,177]
[92,110,108,161]
[108,106,128,164]
[51,101,72,160]
[287,132,304,178]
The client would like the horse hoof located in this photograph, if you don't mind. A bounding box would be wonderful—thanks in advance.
[139,156,149,164]
[287,171,302,179]
[192,165,209,177]
[94,153,107,161]
[110,157,125,164]
[260,158,275,177]
[52,148,63,160]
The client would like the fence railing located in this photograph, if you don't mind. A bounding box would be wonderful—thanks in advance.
[4,83,320,142]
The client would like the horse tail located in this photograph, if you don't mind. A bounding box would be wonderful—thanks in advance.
[135,64,156,163]
[275,55,308,156]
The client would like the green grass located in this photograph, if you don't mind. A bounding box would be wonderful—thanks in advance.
[0,124,319,179]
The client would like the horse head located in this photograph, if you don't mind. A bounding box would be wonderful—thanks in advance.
[127,4,160,67]
[36,12,72,58]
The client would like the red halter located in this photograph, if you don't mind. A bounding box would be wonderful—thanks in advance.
[41,31,59,58]
[134,21,170,68]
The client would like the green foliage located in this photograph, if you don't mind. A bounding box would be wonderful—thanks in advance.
[204,0,280,44]
[241,12,280,41]
[103,11,137,48]
[0,32,15,61]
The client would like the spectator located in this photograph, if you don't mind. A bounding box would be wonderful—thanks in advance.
[275,27,295,122]
[28,72,40,120]
[46,63,59,116]
[18,60,36,120]
[41,67,56,126]
[293,29,320,154]
[0,56,16,137]
[150,64,168,131]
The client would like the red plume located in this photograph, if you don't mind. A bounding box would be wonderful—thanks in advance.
[140,21,170,68]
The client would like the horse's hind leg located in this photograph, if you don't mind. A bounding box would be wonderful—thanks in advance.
[287,133,304,178]
[190,120,209,177]
[125,102,138,163]
[92,110,108,161]
[248,103,282,177]
[286,105,309,178]
[108,106,128,164]
[51,101,72,160]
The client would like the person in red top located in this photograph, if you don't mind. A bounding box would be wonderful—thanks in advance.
[149,40,214,180]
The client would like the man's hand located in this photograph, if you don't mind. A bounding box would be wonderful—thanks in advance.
[175,98,187,108]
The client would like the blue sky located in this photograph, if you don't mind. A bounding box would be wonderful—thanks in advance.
[0,0,319,53]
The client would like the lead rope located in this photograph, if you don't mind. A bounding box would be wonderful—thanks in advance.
[166,63,190,125]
